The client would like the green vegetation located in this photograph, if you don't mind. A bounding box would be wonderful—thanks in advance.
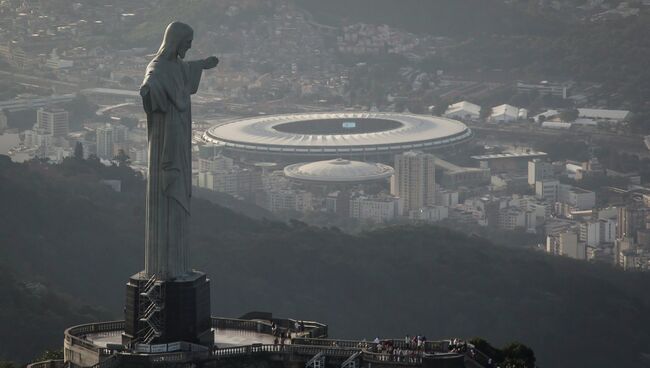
[470,338,536,368]
[1,157,650,367]
[0,263,107,363]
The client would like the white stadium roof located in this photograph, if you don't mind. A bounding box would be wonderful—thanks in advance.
[202,112,472,156]
[284,158,394,183]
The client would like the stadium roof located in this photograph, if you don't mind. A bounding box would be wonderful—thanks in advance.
[203,112,472,155]
[284,159,394,183]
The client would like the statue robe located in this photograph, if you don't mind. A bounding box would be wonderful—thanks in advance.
[140,57,203,279]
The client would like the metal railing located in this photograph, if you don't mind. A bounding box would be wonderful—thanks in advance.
[362,351,422,365]
[211,317,274,334]
[62,319,487,367]
[25,360,64,368]
[210,344,359,360]
[65,321,125,354]
[291,338,448,353]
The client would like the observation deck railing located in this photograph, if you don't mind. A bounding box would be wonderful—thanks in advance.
[25,360,65,368]
[291,337,448,353]
[61,319,486,368]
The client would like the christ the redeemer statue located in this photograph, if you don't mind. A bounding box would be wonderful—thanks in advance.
[140,21,218,279]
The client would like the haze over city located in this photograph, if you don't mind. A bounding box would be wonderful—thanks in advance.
[1,1,650,368]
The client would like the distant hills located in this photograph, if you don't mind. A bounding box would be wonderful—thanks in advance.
[1,156,650,367]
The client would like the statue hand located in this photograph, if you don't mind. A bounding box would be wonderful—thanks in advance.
[203,56,219,70]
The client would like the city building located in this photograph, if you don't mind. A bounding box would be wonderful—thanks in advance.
[577,108,630,123]
[198,155,234,173]
[435,157,491,188]
[498,207,536,232]
[410,206,449,223]
[36,107,69,137]
[197,167,262,200]
[472,151,548,173]
[96,124,114,159]
[547,231,586,260]
[558,185,596,210]
[80,88,140,105]
[265,189,313,213]
[516,81,570,99]
[391,151,436,214]
[436,190,459,207]
[488,104,528,123]
[528,159,554,186]
[443,101,481,120]
[349,194,403,222]
[617,205,650,241]
[535,179,560,203]
[580,219,616,246]
[0,109,7,131]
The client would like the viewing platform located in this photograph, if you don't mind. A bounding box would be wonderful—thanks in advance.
[28,314,491,368]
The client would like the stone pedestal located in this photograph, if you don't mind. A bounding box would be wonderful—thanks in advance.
[122,271,213,347]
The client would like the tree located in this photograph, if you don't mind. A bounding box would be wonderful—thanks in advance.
[502,342,536,368]
[33,348,64,362]
[480,106,493,120]
[74,141,84,160]
[559,108,579,122]
[432,101,449,116]
[113,149,131,167]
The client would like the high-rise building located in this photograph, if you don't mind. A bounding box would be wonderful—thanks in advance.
[617,205,650,241]
[37,107,69,137]
[391,151,435,213]
[535,179,559,203]
[0,109,7,131]
[112,124,129,143]
[96,124,114,159]
[547,231,585,260]
[528,159,554,186]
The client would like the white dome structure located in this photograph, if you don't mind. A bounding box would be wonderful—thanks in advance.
[284,158,394,184]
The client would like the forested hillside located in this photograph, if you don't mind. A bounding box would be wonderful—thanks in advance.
[0,264,107,363]
[1,156,649,367]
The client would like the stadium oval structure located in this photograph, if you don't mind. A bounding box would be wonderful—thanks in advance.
[202,112,472,161]
[284,158,394,184]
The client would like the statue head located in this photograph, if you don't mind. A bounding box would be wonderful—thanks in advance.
[156,21,194,60]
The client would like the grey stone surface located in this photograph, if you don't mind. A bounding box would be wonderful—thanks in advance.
[140,22,218,279]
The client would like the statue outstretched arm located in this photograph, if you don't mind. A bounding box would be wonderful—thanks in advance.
[202,56,219,70]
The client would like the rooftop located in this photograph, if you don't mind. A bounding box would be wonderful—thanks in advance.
[578,108,630,121]
[203,112,472,155]
[471,151,548,160]
[284,158,394,183]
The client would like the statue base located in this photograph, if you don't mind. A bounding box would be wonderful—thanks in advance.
[122,271,213,348]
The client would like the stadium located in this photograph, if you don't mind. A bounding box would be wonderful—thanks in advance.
[202,112,472,162]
